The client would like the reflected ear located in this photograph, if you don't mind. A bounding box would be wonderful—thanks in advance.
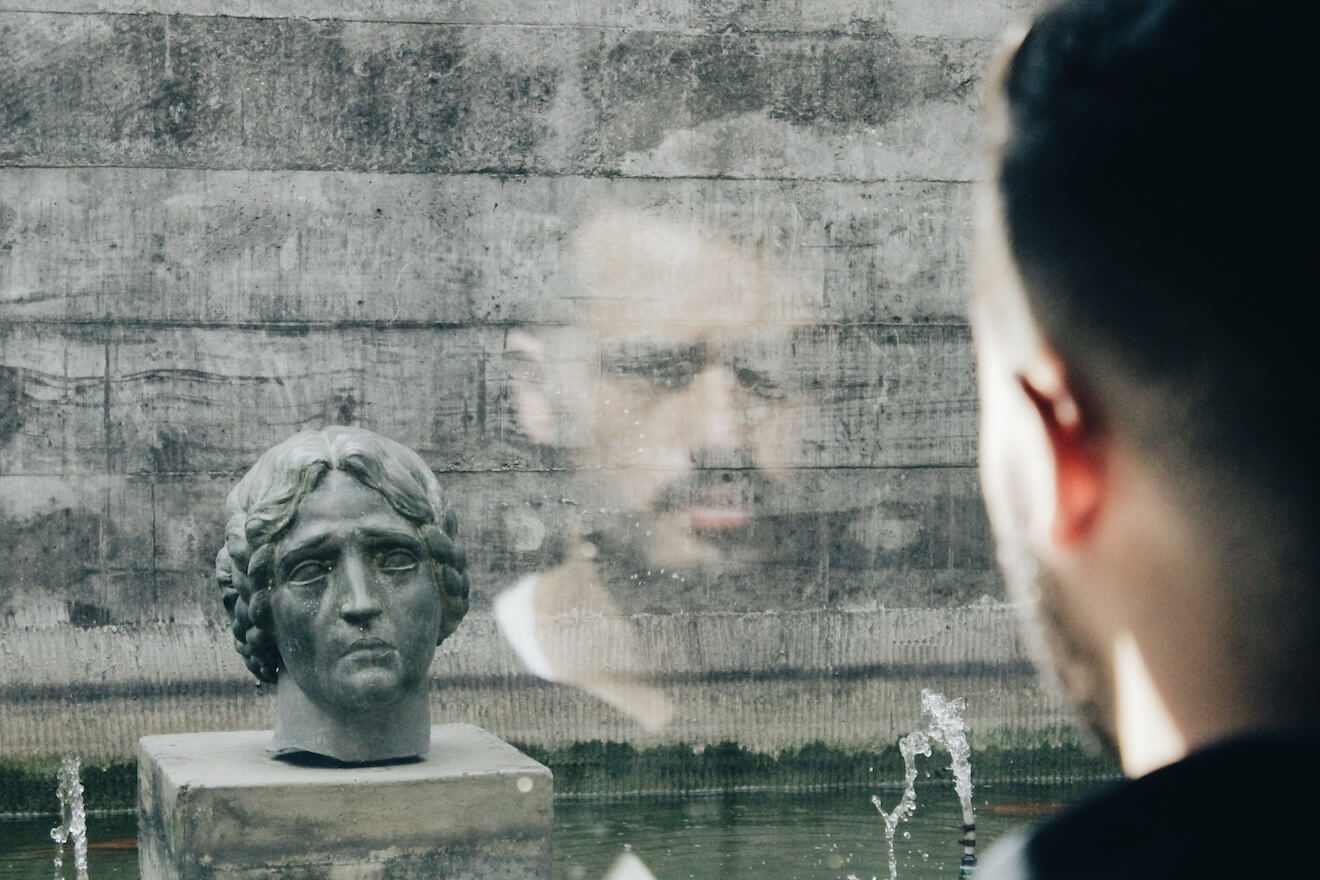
[1017,366,1105,546]
[505,329,556,445]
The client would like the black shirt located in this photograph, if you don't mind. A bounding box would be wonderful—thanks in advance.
[977,731,1320,879]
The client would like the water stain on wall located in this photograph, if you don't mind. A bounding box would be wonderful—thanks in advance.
[0,507,104,618]
[0,365,25,448]
[584,29,952,156]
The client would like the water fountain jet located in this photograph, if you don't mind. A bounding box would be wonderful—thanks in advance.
[50,754,89,880]
[870,730,931,880]
[920,690,977,877]
[869,689,977,880]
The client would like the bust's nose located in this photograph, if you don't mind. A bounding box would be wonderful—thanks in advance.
[337,551,383,625]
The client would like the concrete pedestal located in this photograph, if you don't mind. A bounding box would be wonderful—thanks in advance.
[138,723,552,880]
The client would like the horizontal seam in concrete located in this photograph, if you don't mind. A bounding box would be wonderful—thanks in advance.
[649,659,1035,685]
[0,463,982,478]
[0,678,262,702]
[0,319,974,331]
[0,163,978,186]
[502,463,982,473]
[0,8,1002,42]
[0,661,1035,702]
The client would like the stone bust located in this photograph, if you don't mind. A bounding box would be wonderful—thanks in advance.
[215,426,469,763]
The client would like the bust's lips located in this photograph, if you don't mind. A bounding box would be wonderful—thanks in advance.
[342,636,395,657]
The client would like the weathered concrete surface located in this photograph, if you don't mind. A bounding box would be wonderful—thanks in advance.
[0,466,995,625]
[3,608,1026,692]
[0,170,974,324]
[0,0,1059,763]
[0,608,1068,760]
[0,323,978,472]
[0,12,997,180]
[138,723,552,879]
[0,0,1042,37]
[11,660,1072,763]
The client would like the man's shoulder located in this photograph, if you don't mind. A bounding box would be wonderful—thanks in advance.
[978,731,1320,880]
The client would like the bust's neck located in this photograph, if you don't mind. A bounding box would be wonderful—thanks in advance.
[270,676,432,763]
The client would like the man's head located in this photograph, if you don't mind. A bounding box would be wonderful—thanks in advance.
[508,210,813,575]
[973,0,1319,770]
[216,426,469,712]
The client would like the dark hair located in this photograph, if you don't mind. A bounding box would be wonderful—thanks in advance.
[214,426,470,683]
[996,0,1317,546]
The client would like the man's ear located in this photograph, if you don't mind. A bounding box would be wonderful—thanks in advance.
[1017,364,1106,546]
[505,329,556,445]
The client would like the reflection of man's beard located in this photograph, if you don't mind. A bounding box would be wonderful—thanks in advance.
[997,528,1120,759]
[595,469,795,570]
[650,469,781,517]
[581,467,855,607]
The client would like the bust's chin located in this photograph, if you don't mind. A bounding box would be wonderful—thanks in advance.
[327,663,415,712]
[270,673,432,763]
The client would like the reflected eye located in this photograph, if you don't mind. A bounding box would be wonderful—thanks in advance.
[734,365,785,400]
[378,549,419,573]
[608,359,698,391]
[600,345,704,393]
[645,361,698,391]
[287,561,331,586]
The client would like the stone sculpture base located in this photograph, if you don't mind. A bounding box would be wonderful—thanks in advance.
[138,723,552,880]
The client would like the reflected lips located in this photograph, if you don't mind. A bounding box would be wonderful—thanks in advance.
[686,506,752,531]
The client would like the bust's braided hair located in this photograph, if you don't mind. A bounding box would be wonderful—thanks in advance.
[214,426,469,683]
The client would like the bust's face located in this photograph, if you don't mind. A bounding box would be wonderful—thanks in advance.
[270,469,442,713]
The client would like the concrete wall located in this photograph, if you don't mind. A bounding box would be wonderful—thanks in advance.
[0,0,1066,763]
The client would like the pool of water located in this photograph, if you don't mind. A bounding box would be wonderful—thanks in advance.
[0,783,1094,880]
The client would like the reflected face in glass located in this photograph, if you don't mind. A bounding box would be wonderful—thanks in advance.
[270,470,442,713]
[578,324,809,572]
[533,212,825,573]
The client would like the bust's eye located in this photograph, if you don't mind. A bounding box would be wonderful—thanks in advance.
[379,549,419,573]
[287,560,332,586]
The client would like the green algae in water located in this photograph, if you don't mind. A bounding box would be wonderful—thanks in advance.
[0,742,1116,814]
[0,812,137,880]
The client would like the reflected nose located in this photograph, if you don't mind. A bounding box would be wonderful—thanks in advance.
[337,552,383,625]
[690,365,739,451]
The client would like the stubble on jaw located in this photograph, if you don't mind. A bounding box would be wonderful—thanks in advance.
[982,396,1119,758]
[997,529,1120,760]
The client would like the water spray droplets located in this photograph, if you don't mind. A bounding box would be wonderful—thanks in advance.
[870,690,978,880]
[50,755,88,880]
[920,690,977,879]
[871,730,931,880]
